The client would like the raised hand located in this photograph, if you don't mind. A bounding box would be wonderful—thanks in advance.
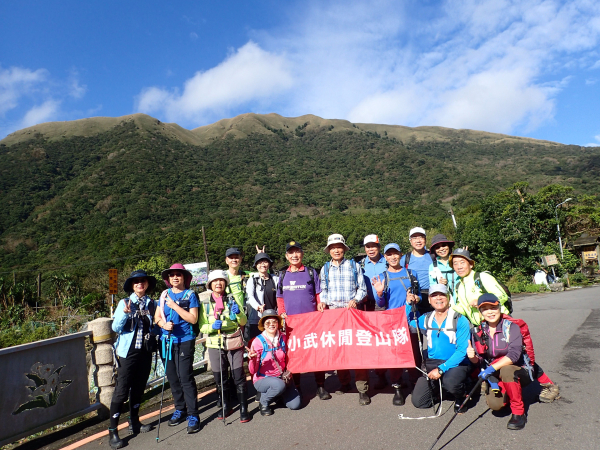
[123,299,132,314]
[371,275,385,295]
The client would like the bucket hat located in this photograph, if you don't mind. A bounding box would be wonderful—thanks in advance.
[254,252,274,268]
[258,309,284,331]
[449,248,475,268]
[161,263,193,289]
[324,233,350,253]
[429,234,455,252]
[206,270,229,291]
[123,270,157,294]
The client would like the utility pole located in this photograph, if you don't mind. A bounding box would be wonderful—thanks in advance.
[449,208,457,229]
[202,226,210,272]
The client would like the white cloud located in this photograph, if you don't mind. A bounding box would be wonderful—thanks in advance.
[136,41,293,123]
[20,100,61,128]
[189,32,198,41]
[68,69,87,99]
[0,66,48,115]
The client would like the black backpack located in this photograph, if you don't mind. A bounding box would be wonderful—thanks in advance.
[474,271,513,314]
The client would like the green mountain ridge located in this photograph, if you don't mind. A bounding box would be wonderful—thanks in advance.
[0,112,597,272]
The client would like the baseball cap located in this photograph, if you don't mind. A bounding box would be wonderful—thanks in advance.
[363,234,380,246]
[409,227,426,238]
[383,243,401,254]
[429,283,448,295]
[477,293,500,309]
[225,247,242,257]
[286,241,303,252]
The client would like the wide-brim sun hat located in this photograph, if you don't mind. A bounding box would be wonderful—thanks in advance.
[478,293,500,309]
[258,309,284,331]
[161,263,193,289]
[254,252,274,268]
[206,270,229,291]
[429,283,448,296]
[324,233,350,253]
[430,234,455,252]
[123,270,157,294]
[449,248,475,268]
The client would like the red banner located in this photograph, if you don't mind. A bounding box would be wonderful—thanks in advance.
[285,308,415,373]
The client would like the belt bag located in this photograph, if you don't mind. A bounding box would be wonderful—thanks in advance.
[221,328,244,351]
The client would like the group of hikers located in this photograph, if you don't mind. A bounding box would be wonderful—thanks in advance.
[107,228,560,449]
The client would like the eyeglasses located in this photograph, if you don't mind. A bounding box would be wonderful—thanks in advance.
[410,236,426,241]
[264,319,279,325]
[169,273,184,278]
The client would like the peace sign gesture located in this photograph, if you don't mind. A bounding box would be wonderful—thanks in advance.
[123,299,132,314]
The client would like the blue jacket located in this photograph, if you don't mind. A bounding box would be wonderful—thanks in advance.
[112,293,156,358]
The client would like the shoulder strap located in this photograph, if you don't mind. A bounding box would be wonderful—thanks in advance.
[277,270,286,293]
[324,261,331,289]
[404,252,411,269]
[474,272,488,294]
[431,253,438,268]
[384,271,390,293]
[350,260,359,287]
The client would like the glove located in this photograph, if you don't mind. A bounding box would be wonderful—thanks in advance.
[479,365,496,380]
[230,303,240,315]
[487,379,501,393]
[212,320,222,330]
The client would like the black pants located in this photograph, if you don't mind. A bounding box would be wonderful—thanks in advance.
[109,348,153,428]
[411,359,470,409]
[162,339,198,416]
[417,292,433,315]
[292,371,326,387]
[208,346,246,390]
[244,324,261,342]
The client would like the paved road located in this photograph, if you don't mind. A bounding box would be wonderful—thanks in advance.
[78,287,600,450]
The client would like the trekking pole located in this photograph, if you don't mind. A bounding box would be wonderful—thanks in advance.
[427,378,483,450]
[218,328,226,426]
[156,331,171,442]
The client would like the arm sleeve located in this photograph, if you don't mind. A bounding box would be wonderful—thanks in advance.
[319,267,329,305]
[439,316,469,372]
[354,262,368,302]
[315,293,321,305]
[246,277,260,311]
[112,299,128,333]
[248,337,263,376]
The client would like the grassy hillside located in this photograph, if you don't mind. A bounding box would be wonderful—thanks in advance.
[0,113,598,272]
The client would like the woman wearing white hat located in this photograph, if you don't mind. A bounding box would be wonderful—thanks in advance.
[199,270,250,422]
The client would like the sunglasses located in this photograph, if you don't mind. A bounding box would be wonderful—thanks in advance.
[169,272,184,278]
[264,319,279,325]
[133,278,147,284]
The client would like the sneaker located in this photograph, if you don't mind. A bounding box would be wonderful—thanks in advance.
[539,383,560,403]
[507,414,527,430]
[358,392,371,406]
[168,410,186,427]
[186,415,200,434]
[335,384,351,395]
[317,386,332,400]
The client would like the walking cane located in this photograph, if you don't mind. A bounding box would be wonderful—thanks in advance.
[427,378,483,450]
[218,328,226,426]
[156,331,171,442]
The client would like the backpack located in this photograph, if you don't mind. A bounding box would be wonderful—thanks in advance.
[423,310,459,333]
[322,260,359,290]
[473,271,513,314]
[256,333,286,378]
[277,266,317,294]
[160,289,200,337]
[359,256,389,270]
[404,252,437,269]
[381,270,411,294]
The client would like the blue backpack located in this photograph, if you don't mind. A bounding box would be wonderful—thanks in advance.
[256,334,286,377]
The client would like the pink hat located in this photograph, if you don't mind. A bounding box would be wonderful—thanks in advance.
[161,263,193,289]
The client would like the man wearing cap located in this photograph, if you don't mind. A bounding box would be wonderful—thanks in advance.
[400,227,434,315]
[320,234,370,405]
[372,243,421,405]
[360,234,387,312]
[409,284,471,413]
[276,241,331,401]
[449,248,509,326]
[225,248,249,311]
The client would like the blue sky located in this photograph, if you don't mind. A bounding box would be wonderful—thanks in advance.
[1,0,600,145]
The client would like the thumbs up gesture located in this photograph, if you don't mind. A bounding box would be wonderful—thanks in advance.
[467,340,476,359]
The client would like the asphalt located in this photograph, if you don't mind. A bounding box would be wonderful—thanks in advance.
[17,287,600,450]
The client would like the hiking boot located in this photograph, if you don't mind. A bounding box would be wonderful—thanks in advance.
[168,410,186,426]
[507,414,527,430]
[335,384,351,395]
[108,428,123,449]
[128,417,152,434]
[539,383,560,403]
[186,415,201,434]
[392,384,405,406]
[358,392,371,406]
[259,403,273,416]
[317,386,332,400]
[238,388,251,423]
[374,375,387,390]
[255,391,261,403]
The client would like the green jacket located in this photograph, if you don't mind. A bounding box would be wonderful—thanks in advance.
[226,271,250,307]
[451,271,509,326]
[199,294,247,349]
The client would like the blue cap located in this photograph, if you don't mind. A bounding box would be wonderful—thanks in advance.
[383,243,401,254]
[477,293,500,309]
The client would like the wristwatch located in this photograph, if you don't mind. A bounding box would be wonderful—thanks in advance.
[437,367,444,375]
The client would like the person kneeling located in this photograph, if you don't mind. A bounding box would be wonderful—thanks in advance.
[468,294,530,430]
[410,284,471,413]
[248,310,301,416]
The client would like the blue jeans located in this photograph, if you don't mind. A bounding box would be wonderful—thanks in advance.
[254,377,301,410]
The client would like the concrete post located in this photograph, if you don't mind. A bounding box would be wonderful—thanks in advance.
[88,318,115,420]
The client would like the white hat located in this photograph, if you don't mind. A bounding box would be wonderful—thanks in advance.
[429,283,448,295]
[324,233,350,253]
[363,234,380,246]
[409,227,426,238]
[206,270,229,290]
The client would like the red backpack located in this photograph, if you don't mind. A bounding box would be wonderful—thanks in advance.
[473,315,535,364]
